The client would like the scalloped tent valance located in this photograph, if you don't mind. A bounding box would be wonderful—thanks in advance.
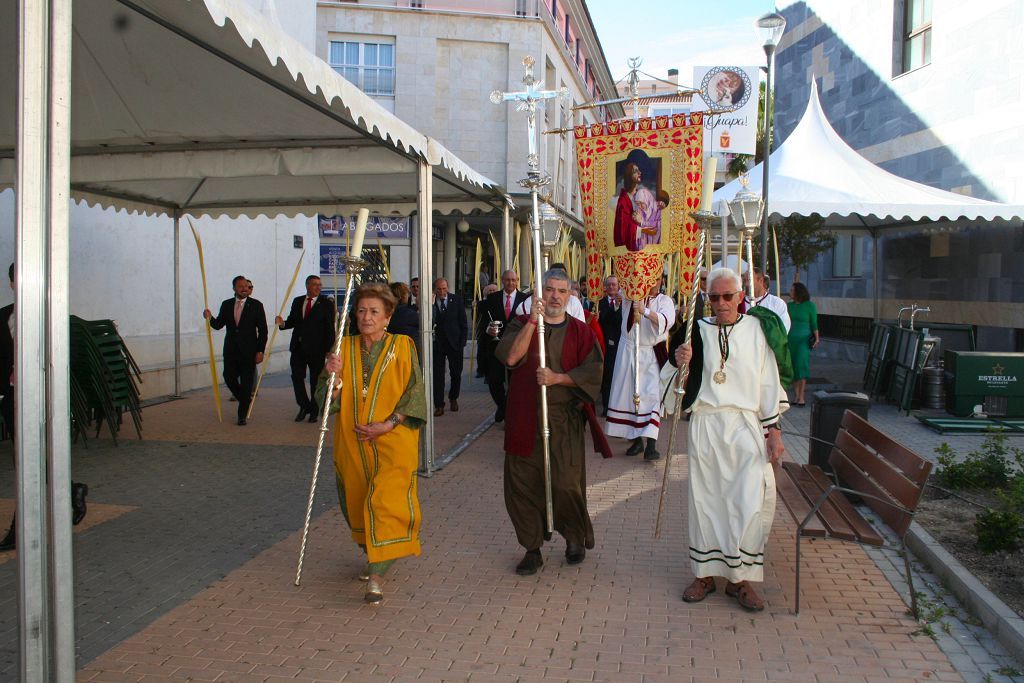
[0,0,507,217]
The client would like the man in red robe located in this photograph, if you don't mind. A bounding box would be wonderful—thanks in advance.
[495,268,604,576]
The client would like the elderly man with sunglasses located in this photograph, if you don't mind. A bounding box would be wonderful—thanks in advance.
[669,267,789,612]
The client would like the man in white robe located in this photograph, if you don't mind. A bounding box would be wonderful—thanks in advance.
[604,282,675,460]
[672,267,787,611]
[743,268,790,332]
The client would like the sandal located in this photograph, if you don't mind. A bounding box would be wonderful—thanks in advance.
[364,574,384,604]
[725,581,765,611]
[681,576,716,603]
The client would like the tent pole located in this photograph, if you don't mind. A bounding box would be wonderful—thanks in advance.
[872,229,880,322]
[17,0,76,677]
[417,161,435,476]
[46,0,75,678]
[174,212,182,397]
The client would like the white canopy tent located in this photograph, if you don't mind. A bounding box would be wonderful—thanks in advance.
[3,1,509,676]
[713,81,1024,226]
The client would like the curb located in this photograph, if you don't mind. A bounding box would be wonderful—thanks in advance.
[427,415,495,473]
[906,521,1024,661]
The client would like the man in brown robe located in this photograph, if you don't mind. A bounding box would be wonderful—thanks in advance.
[496,268,604,575]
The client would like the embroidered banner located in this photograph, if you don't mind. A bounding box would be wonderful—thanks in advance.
[574,114,704,302]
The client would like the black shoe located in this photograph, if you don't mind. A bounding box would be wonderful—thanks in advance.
[0,521,14,551]
[515,549,543,576]
[644,438,661,461]
[307,412,317,423]
[237,418,247,426]
[494,409,505,423]
[625,438,644,456]
[565,543,586,565]
[71,483,88,526]
[450,399,459,412]
[294,408,308,422]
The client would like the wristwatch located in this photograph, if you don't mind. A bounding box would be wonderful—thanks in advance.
[387,413,402,427]
[766,423,781,431]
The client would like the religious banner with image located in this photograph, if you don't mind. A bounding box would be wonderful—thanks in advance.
[574,114,704,302]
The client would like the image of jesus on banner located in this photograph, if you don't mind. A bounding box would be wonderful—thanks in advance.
[612,155,671,253]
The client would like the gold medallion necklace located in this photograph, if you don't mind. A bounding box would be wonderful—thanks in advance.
[713,318,734,384]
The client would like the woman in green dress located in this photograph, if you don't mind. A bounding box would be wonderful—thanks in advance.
[786,282,819,406]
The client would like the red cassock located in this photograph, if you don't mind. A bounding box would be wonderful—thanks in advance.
[613,189,639,252]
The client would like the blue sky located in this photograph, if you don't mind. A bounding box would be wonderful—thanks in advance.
[587,0,779,86]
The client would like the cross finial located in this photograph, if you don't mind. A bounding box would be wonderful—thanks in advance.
[490,55,570,173]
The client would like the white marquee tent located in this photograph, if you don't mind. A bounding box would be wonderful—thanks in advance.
[713,81,1024,226]
[2,1,510,675]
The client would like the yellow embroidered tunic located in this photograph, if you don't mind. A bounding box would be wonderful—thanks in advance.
[316,333,426,564]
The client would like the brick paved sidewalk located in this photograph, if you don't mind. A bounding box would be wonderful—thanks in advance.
[76,384,961,682]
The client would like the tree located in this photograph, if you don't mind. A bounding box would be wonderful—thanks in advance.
[726,154,751,178]
[776,214,836,283]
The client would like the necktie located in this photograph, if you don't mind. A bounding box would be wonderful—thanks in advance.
[504,294,512,319]
[234,298,244,326]
[440,298,446,313]
[304,297,313,318]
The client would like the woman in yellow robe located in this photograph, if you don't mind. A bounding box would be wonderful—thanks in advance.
[317,283,427,603]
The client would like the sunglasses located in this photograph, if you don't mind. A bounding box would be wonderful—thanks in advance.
[708,291,739,303]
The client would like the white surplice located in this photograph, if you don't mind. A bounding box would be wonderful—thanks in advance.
[686,314,788,582]
[604,293,675,440]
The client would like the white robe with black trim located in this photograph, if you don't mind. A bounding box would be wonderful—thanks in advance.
[604,293,675,440]
[686,314,787,582]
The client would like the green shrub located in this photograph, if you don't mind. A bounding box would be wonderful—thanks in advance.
[975,509,1023,553]
[933,434,1015,489]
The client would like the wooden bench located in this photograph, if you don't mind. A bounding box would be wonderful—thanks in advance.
[774,410,932,615]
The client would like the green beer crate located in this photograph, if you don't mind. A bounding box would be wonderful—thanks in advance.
[944,350,1024,417]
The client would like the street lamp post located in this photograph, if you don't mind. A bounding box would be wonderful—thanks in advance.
[756,11,787,277]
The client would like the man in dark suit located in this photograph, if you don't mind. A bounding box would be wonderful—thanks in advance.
[475,284,499,378]
[432,277,467,416]
[275,275,336,423]
[598,274,623,416]
[205,275,268,425]
[0,263,88,551]
[482,270,528,422]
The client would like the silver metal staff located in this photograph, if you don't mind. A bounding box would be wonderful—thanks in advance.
[491,56,568,534]
[745,226,756,300]
[654,215,709,538]
[295,209,369,586]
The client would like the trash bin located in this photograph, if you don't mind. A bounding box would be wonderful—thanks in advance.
[809,390,870,473]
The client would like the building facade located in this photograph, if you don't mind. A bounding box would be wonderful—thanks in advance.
[315,0,622,294]
[773,0,1024,354]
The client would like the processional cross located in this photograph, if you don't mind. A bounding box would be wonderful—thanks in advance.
[490,56,569,183]
[490,56,569,534]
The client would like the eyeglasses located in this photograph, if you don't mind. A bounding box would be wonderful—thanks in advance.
[708,291,739,303]
[699,277,707,281]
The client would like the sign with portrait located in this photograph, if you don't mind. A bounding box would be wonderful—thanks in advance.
[574,114,704,301]
[692,66,759,156]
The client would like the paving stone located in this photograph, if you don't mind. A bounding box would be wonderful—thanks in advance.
[5,360,1024,681]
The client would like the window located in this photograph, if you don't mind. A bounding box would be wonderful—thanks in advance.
[900,0,932,73]
[650,105,689,117]
[329,40,395,97]
[832,234,863,277]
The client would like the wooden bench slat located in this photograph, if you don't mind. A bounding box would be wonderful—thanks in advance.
[841,411,933,486]
[830,449,912,536]
[783,462,860,542]
[834,430,923,510]
[805,465,885,546]
[774,463,826,537]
